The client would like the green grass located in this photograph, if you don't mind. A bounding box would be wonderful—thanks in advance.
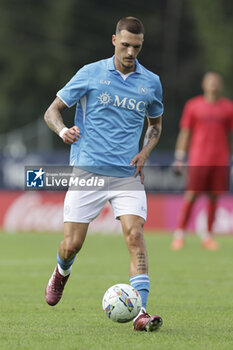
[0,232,233,350]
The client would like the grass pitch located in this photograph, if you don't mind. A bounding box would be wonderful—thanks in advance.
[0,232,233,350]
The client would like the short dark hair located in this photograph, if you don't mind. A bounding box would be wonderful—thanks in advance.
[203,70,224,79]
[116,17,144,35]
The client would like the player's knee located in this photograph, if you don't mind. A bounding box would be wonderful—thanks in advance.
[126,226,143,249]
[63,239,83,259]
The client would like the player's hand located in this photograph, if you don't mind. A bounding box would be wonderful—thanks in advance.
[62,126,81,145]
[130,151,147,184]
[172,159,185,176]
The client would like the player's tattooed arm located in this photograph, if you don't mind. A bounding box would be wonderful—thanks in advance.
[44,97,80,145]
[130,116,162,183]
[44,97,67,134]
[143,116,162,154]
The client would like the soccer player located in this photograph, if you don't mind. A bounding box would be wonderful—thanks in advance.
[171,71,233,251]
[44,17,164,332]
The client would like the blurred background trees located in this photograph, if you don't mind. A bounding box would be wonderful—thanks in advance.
[0,0,232,151]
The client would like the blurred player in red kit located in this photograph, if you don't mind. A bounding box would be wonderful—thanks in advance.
[171,71,233,250]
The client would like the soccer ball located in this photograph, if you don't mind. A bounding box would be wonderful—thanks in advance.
[102,283,142,323]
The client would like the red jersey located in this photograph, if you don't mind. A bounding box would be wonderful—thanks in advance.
[180,95,233,165]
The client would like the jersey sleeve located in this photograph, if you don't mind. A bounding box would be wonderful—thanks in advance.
[56,65,89,107]
[179,99,194,129]
[147,77,164,118]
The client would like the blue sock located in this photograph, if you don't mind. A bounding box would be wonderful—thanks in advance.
[130,274,150,310]
[56,252,75,270]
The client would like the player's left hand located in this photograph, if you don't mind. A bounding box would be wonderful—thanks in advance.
[130,151,147,184]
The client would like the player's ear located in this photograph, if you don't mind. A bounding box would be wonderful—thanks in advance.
[112,34,116,47]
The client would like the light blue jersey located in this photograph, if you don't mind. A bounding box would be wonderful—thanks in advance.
[57,56,163,177]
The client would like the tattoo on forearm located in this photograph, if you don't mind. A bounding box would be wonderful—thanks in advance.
[143,125,161,148]
[46,112,64,134]
[136,252,147,273]
[145,125,160,142]
[44,98,67,135]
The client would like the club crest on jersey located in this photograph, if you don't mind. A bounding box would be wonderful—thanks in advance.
[138,86,148,95]
[98,92,146,112]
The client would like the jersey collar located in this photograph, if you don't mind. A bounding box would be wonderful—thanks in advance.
[107,56,142,74]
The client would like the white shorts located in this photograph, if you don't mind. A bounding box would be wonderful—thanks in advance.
[63,172,147,223]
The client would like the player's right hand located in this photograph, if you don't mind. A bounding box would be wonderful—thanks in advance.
[172,159,185,176]
[62,126,81,145]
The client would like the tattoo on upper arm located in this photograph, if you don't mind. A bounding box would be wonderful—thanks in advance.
[54,98,67,111]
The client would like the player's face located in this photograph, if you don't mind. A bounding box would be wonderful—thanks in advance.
[112,30,144,74]
[202,73,223,96]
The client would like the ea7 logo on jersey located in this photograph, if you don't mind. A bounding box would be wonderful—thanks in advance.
[100,80,111,85]
[98,92,146,113]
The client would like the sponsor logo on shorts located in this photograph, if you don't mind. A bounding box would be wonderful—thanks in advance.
[141,206,147,213]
